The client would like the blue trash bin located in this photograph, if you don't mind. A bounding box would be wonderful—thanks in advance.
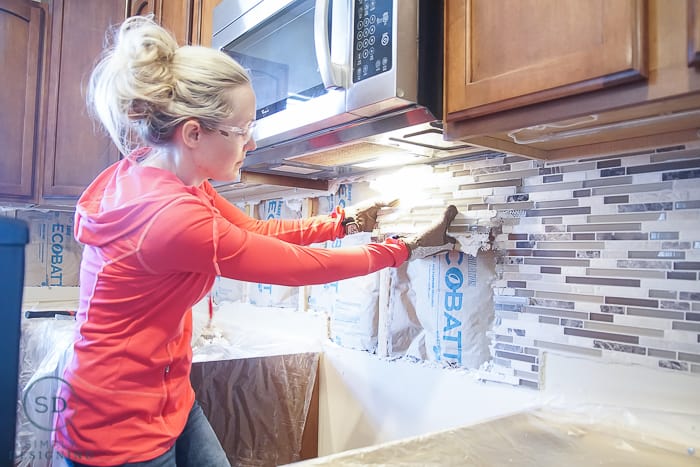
[0,217,29,464]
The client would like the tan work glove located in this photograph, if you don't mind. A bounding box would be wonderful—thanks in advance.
[403,205,459,260]
[343,199,400,234]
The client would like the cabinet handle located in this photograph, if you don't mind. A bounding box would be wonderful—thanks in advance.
[131,0,155,17]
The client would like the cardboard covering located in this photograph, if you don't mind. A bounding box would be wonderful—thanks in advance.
[238,181,497,363]
[15,210,82,287]
[306,183,384,351]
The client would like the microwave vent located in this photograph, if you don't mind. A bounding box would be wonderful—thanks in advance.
[286,142,421,167]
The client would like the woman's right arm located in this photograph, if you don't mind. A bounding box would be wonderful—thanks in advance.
[138,198,408,285]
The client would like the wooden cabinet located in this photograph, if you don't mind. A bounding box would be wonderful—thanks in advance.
[691,0,700,65]
[1,0,219,206]
[0,0,45,198]
[444,0,700,160]
[126,0,219,46]
[0,0,124,205]
[42,0,124,201]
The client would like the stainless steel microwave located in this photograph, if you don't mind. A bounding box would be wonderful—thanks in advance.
[211,0,445,177]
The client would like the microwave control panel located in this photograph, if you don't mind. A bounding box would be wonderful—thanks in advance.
[352,0,392,83]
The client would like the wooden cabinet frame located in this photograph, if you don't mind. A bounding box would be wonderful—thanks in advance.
[690,0,700,66]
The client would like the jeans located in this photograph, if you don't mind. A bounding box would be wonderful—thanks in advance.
[63,401,231,467]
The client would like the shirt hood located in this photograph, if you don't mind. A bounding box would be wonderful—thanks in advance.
[75,148,203,247]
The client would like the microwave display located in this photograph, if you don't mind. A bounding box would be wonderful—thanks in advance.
[353,0,393,83]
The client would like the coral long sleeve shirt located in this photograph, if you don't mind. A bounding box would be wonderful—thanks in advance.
[53,149,408,465]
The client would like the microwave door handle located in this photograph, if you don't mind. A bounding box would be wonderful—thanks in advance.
[314,0,342,89]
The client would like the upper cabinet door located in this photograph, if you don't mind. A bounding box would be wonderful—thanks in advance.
[42,0,124,200]
[0,0,44,199]
[445,0,648,120]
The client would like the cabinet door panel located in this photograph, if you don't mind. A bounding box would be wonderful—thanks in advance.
[0,0,43,198]
[445,0,648,119]
[42,0,124,200]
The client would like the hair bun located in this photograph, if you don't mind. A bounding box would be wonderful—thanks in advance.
[114,16,177,72]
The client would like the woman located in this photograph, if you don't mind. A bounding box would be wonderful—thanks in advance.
[54,15,457,467]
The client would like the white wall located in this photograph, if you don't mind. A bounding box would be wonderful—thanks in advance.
[317,344,541,456]
[318,344,700,456]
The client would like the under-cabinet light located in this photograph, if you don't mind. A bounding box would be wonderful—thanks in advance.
[508,109,700,145]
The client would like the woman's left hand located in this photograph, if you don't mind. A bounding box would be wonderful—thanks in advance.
[345,199,400,232]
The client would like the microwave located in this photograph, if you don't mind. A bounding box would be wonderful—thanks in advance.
[211,0,446,177]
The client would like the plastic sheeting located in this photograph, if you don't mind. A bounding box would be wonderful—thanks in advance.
[287,407,699,466]
[190,300,326,360]
[15,318,75,466]
[190,302,323,465]
[15,302,322,467]
[191,353,319,466]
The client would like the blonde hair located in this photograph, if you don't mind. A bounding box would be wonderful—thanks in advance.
[87,15,251,155]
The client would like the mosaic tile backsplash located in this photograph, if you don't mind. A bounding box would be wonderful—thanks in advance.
[419,147,700,389]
